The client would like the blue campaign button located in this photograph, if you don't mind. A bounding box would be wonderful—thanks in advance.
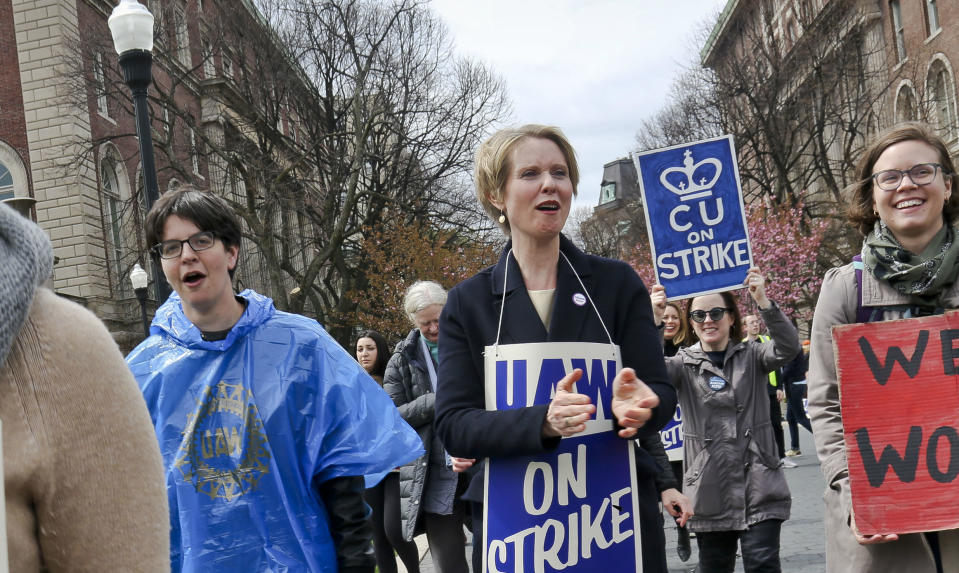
[708,376,727,391]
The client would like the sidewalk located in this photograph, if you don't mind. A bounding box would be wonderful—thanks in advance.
[396,535,432,573]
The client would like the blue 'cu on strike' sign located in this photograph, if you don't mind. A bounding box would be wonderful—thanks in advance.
[632,135,752,299]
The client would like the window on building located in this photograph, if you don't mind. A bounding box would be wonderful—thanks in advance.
[189,126,200,175]
[101,160,125,285]
[925,0,940,36]
[890,0,906,63]
[202,40,215,78]
[173,1,191,68]
[929,61,958,140]
[785,16,799,47]
[599,182,616,205]
[222,52,234,79]
[162,106,171,137]
[147,0,163,37]
[0,163,14,201]
[94,52,110,118]
[896,86,916,122]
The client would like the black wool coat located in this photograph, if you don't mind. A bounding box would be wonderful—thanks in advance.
[435,235,677,572]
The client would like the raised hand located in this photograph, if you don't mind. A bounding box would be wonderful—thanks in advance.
[743,267,770,309]
[611,367,660,438]
[650,284,667,326]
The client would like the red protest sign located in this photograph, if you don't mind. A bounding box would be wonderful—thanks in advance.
[834,311,959,535]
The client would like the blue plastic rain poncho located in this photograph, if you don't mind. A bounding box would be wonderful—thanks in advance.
[127,290,423,573]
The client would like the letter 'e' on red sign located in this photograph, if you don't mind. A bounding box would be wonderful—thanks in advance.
[833,311,959,535]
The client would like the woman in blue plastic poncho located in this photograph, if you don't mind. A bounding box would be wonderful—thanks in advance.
[127,187,422,573]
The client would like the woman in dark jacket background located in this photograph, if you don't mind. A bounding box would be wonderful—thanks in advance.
[384,281,471,573]
[435,124,677,572]
[357,330,420,573]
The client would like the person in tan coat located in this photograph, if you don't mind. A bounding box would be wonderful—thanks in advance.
[808,122,959,572]
[0,201,169,571]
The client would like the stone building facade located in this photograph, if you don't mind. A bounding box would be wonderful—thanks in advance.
[580,157,648,260]
[1,0,307,349]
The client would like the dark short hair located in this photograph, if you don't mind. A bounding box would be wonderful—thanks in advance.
[687,290,742,344]
[355,330,390,378]
[144,187,242,276]
[847,122,959,235]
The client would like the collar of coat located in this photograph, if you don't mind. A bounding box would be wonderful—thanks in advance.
[151,288,275,351]
[397,328,430,371]
[487,234,601,344]
[679,340,748,377]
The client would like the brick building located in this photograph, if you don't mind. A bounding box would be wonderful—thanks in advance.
[1,0,309,348]
[699,0,959,209]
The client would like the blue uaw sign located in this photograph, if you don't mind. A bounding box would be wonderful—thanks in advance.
[632,135,752,299]
[483,343,641,573]
[659,406,683,462]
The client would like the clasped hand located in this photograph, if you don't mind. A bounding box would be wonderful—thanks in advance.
[543,368,660,439]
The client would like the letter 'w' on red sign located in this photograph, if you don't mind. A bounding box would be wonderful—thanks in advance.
[833,311,959,536]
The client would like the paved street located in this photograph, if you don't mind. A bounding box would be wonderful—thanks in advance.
[663,427,826,573]
[411,426,826,573]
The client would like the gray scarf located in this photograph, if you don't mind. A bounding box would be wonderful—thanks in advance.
[0,202,53,368]
[861,220,959,308]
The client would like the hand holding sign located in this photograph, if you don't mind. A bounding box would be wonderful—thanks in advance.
[850,512,899,546]
[744,267,771,309]
[611,367,660,438]
[650,284,667,326]
[542,368,596,438]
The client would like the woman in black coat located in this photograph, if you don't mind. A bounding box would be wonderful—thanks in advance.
[435,124,678,572]
[384,281,472,573]
[356,330,421,573]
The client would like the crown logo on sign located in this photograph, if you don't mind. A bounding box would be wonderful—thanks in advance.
[660,149,723,201]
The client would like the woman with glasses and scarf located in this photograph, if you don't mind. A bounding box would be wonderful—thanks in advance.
[808,122,959,572]
[651,269,800,573]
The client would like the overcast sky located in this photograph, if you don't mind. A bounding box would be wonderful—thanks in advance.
[430,0,728,209]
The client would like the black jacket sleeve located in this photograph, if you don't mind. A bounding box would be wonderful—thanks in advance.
[315,475,375,573]
[637,434,677,492]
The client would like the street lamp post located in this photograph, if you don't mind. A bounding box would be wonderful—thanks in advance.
[129,262,150,338]
[108,0,169,302]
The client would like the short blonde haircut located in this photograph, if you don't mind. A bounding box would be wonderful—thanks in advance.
[403,280,447,324]
[474,124,579,234]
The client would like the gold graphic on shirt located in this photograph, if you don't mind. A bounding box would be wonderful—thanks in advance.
[174,380,271,501]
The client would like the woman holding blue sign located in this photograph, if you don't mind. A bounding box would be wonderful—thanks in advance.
[435,124,677,573]
[808,123,959,572]
[651,269,800,573]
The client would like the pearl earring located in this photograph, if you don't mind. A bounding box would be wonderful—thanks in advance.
[498,211,506,224]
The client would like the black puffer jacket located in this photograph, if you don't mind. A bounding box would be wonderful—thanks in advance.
[383,329,452,541]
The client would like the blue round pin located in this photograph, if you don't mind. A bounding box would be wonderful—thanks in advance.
[708,375,727,391]
[572,293,587,306]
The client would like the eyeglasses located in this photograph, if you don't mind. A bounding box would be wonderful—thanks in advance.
[152,231,217,259]
[871,163,943,191]
[689,307,732,323]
